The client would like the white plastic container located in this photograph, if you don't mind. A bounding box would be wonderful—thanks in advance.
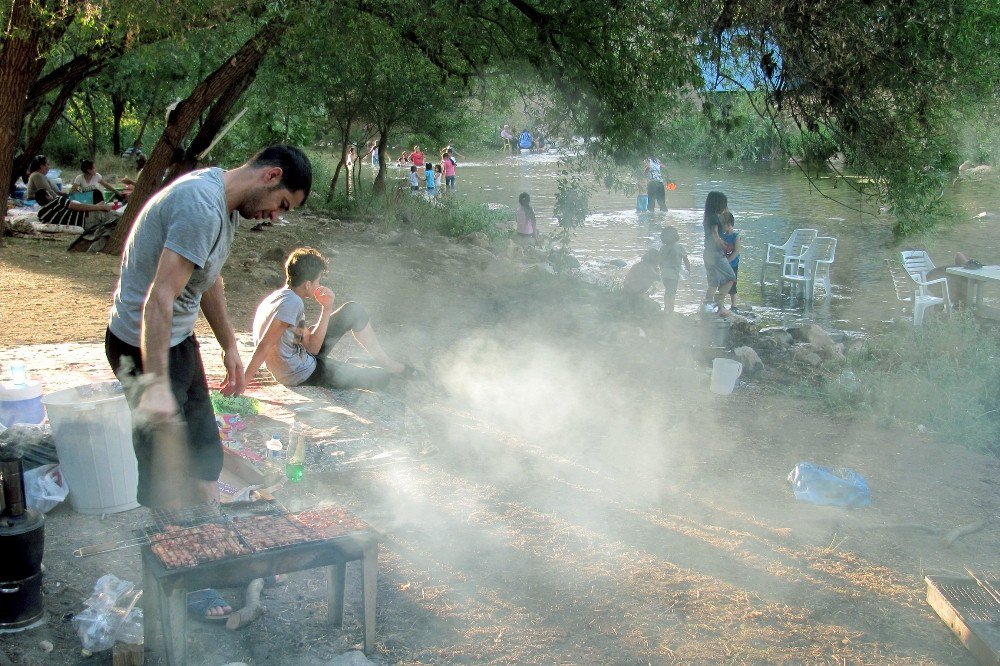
[0,381,45,426]
[41,382,139,514]
[710,358,743,395]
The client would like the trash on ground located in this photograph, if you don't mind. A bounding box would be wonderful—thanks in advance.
[787,462,871,507]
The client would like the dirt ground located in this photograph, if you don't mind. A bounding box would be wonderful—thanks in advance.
[0,212,997,665]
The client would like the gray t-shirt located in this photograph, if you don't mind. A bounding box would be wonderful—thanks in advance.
[108,168,236,347]
[252,288,317,386]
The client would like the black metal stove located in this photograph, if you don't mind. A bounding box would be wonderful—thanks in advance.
[0,448,46,631]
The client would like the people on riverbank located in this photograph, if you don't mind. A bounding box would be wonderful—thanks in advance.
[721,212,741,311]
[518,130,534,151]
[501,125,513,152]
[246,247,413,392]
[441,150,457,191]
[70,159,124,203]
[425,163,436,197]
[702,191,736,316]
[410,145,425,167]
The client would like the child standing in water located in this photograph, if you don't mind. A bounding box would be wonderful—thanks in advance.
[514,192,538,245]
[409,165,420,192]
[658,226,690,313]
[702,191,736,316]
[425,163,436,196]
[434,164,444,198]
[721,212,741,311]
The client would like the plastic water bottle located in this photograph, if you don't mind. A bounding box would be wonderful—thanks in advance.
[285,421,307,482]
[265,434,283,465]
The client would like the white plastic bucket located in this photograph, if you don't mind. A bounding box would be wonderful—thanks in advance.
[41,382,138,514]
[710,358,743,395]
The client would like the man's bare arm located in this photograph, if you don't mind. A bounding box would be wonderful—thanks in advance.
[140,249,195,420]
[201,277,245,396]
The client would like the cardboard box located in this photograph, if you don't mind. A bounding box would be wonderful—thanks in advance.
[219,445,283,503]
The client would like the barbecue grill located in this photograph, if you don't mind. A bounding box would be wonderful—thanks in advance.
[74,500,379,665]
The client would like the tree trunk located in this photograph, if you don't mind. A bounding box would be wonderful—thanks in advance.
[373,129,390,195]
[112,93,126,156]
[11,82,78,192]
[0,3,64,239]
[103,16,287,255]
[163,72,258,184]
[135,103,157,146]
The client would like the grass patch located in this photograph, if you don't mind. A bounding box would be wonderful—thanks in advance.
[803,313,1000,453]
[210,391,262,416]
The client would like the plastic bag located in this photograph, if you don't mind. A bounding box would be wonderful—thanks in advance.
[24,464,68,513]
[788,462,871,508]
[73,574,143,652]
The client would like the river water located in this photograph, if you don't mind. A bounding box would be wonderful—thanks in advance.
[388,153,998,333]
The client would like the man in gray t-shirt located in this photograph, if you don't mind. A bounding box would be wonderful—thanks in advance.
[104,145,312,515]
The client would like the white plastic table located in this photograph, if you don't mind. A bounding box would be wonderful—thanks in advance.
[946,265,1000,313]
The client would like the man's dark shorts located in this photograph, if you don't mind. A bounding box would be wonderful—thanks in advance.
[105,329,223,507]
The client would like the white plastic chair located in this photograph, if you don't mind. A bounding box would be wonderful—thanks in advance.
[810,237,838,296]
[761,228,818,282]
[886,259,950,325]
[900,250,935,282]
[778,236,837,300]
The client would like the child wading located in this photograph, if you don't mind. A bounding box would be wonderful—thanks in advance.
[514,192,538,246]
[409,165,420,192]
[658,226,690,313]
[721,212,741,311]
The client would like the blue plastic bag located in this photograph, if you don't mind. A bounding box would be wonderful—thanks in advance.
[787,462,871,507]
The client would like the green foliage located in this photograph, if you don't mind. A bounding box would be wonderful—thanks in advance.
[434,199,513,240]
[40,125,86,167]
[210,391,261,416]
[553,173,591,229]
[805,314,1000,453]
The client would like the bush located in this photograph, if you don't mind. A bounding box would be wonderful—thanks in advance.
[41,126,87,169]
[806,314,1000,453]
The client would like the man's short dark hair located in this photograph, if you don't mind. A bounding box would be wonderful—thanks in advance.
[249,145,313,204]
[285,247,328,287]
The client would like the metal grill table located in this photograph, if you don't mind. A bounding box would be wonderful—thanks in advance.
[926,575,1000,665]
[141,530,379,666]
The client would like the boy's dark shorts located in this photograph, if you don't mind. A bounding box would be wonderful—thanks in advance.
[105,329,223,507]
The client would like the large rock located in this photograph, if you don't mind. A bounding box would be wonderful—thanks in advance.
[733,346,764,375]
[793,345,824,367]
[459,231,491,248]
[759,326,793,347]
[548,250,580,271]
[790,324,835,349]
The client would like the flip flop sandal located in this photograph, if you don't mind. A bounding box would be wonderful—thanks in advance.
[187,588,233,622]
[263,575,285,588]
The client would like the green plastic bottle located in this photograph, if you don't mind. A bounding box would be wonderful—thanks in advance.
[285,420,307,482]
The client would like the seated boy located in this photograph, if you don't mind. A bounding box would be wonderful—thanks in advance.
[245,248,412,391]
